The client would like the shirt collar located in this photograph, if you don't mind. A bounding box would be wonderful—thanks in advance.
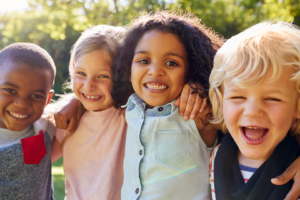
[122,93,177,116]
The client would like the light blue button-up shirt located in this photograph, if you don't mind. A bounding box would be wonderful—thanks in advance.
[121,94,216,200]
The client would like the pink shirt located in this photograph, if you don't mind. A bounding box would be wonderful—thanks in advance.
[56,106,127,200]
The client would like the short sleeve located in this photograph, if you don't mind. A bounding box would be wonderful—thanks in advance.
[46,119,56,140]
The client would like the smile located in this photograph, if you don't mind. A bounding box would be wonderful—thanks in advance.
[82,93,101,100]
[241,126,268,142]
[145,83,168,90]
[9,111,29,119]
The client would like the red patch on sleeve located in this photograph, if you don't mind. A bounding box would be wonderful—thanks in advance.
[21,130,47,165]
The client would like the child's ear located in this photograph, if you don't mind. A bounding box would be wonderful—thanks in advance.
[129,76,132,82]
[46,90,54,105]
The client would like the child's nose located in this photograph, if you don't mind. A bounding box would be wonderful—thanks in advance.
[83,78,96,92]
[14,97,30,109]
[148,64,166,77]
[243,99,264,118]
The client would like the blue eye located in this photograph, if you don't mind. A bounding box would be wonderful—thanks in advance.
[77,72,86,76]
[166,61,178,66]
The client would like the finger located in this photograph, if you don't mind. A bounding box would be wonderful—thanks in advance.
[189,94,202,119]
[67,117,77,133]
[174,96,180,108]
[183,92,197,120]
[283,180,300,200]
[179,85,190,116]
[54,114,69,130]
[271,157,300,185]
[200,97,208,113]
[271,171,293,185]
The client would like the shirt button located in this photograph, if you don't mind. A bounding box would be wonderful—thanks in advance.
[158,107,163,111]
[139,150,143,155]
[135,188,139,194]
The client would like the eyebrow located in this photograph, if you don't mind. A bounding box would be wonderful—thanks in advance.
[1,81,47,95]
[226,87,289,96]
[1,81,18,88]
[134,51,185,60]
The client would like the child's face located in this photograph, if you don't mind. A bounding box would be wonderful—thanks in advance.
[131,30,187,108]
[0,62,53,131]
[223,67,299,165]
[73,49,113,111]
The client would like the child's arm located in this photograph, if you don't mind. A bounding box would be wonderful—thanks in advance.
[174,83,207,120]
[271,156,300,200]
[51,136,63,163]
[271,135,300,200]
[194,105,220,147]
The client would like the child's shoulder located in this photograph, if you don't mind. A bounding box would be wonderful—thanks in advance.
[34,116,56,140]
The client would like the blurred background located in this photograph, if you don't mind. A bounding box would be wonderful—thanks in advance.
[1,0,300,199]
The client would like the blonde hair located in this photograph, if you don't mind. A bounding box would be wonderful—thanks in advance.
[209,21,300,134]
[61,25,125,146]
[68,25,125,88]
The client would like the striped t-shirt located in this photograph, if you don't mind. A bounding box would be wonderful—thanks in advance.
[209,145,256,200]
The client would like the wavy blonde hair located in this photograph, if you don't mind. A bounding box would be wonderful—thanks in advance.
[209,21,300,134]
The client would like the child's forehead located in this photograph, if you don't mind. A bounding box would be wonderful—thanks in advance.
[224,63,297,86]
[1,61,53,87]
[223,66,297,92]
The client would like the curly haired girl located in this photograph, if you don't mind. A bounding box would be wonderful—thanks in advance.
[111,11,224,200]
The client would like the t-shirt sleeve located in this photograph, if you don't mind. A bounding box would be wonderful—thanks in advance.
[46,119,56,140]
[55,128,66,144]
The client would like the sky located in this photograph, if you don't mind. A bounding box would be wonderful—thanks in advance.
[0,0,29,14]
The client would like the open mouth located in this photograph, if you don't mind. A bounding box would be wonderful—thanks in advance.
[144,83,168,90]
[242,126,268,142]
[82,93,101,100]
[8,111,29,119]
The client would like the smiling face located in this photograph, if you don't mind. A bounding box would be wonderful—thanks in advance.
[0,62,53,131]
[73,49,114,111]
[223,67,299,166]
[131,30,187,108]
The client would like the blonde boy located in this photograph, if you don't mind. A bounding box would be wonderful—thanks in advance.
[209,22,300,200]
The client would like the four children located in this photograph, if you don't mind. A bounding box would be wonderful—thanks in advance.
[1,11,300,200]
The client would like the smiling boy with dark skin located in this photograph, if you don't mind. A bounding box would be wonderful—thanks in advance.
[0,43,56,199]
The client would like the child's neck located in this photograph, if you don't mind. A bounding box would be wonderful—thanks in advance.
[237,150,266,168]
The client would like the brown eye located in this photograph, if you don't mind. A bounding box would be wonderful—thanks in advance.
[139,59,149,64]
[166,61,178,66]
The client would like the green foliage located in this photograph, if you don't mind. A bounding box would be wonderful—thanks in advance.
[0,0,299,97]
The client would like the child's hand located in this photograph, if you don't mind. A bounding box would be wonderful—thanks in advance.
[271,156,300,200]
[175,83,207,120]
[54,96,80,133]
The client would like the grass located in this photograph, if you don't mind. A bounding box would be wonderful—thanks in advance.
[52,157,65,200]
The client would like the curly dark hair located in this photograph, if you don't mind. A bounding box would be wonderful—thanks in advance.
[111,11,224,108]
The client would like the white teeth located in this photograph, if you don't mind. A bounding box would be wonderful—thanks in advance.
[9,112,28,119]
[146,83,167,89]
[246,127,263,129]
[83,94,100,100]
[248,135,265,141]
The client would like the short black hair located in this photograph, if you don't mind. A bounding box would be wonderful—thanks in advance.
[111,11,224,108]
[0,43,56,86]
